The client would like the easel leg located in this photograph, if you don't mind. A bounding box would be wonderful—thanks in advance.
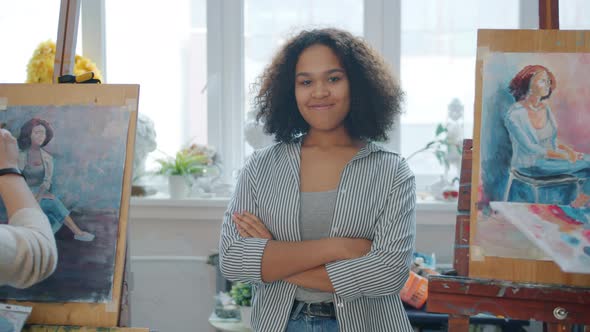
[448,315,470,332]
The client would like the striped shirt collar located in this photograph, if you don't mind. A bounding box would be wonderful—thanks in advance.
[280,139,388,180]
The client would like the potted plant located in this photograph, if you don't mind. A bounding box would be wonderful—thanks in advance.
[156,150,208,198]
[230,282,252,328]
[406,123,463,201]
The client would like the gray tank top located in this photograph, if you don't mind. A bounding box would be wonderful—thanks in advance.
[294,189,337,303]
[23,161,45,187]
[535,112,554,149]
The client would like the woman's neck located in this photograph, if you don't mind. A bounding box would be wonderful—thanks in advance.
[303,127,358,149]
[29,145,41,152]
[524,95,543,109]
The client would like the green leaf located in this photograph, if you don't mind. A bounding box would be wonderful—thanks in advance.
[435,123,447,136]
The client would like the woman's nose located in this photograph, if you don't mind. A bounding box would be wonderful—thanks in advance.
[311,82,329,98]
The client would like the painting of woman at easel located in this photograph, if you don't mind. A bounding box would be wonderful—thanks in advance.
[17,117,95,241]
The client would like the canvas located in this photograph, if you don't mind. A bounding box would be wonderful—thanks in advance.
[469,30,590,286]
[0,105,130,303]
[479,52,590,206]
[0,84,138,326]
[474,52,590,260]
[491,202,590,274]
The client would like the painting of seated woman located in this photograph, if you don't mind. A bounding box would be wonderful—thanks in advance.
[0,105,131,303]
[17,118,95,241]
[479,54,590,207]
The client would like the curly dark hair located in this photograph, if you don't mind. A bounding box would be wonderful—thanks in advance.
[252,28,404,143]
[17,117,54,150]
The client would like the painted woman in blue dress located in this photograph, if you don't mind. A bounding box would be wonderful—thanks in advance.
[17,118,95,241]
[504,65,590,207]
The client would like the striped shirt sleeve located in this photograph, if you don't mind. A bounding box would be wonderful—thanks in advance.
[219,151,269,284]
[325,159,416,302]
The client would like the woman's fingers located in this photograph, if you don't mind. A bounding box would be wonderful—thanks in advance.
[241,212,273,239]
[232,213,261,237]
[232,214,252,237]
[0,129,18,169]
[236,223,250,237]
[231,211,272,239]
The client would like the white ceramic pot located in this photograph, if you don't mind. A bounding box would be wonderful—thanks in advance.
[168,175,190,199]
[239,306,252,329]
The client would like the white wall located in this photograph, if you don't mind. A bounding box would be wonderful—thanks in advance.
[127,198,456,332]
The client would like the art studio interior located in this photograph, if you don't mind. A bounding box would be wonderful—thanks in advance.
[0,1,589,332]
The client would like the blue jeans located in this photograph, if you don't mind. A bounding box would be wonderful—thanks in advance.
[286,301,339,332]
[518,156,590,195]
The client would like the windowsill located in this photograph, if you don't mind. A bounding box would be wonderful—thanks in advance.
[130,194,458,212]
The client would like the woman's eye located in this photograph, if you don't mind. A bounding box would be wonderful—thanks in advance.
[300,80,312,86]
[328,76,340,83]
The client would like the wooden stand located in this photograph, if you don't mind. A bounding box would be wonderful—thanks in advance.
[426,140,590,332]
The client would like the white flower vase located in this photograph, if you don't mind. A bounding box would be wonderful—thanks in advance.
[168,175,190,199]
[240,306,252,329]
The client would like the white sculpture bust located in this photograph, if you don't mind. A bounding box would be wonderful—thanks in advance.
[133,113,157,182]
[243,110,275,150]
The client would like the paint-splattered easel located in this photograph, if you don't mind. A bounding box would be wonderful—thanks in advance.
[426,3,590,331]
[426,139,590,332]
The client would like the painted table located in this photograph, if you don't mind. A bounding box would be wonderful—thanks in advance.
[426,275,590,332]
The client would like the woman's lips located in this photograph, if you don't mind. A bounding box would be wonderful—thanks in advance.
[308,103,335,111]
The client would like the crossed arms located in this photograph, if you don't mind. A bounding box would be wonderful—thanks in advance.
[219,156,416,302]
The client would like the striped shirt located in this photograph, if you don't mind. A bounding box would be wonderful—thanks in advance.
[219,140,416,332]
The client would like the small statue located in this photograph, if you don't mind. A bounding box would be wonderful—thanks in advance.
[444,98,464,182]
[244,110,275,150]
[132,113,157,196]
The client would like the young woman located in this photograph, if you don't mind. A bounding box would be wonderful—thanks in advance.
[18,118,95,241]
[0,128,58,288]
[219,28,415,331]
[505,65,590,206]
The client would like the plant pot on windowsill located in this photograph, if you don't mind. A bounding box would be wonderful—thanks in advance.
[168,175,191,199]
[156,150,208,199]
[239,306,252,329]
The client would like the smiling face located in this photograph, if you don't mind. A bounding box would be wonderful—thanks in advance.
[31,124,47,147]
[529,70,551,98]
[294,44,351,133]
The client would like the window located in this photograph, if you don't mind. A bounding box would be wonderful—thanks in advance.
[400,0,525,193]
[560,0,590,29]
[47,0,542,197]
[243,0,364,155]
[105,0,207,162]
[0,0,82,84]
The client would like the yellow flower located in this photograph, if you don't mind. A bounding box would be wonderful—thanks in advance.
[26,40,103,83]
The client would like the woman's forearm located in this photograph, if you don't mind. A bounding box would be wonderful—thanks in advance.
[0,175,40,217]
[547,149,568,160]
[284,265,335,292]
[261,237,369,282]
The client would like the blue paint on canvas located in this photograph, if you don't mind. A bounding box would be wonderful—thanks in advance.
[479,53,590,207]
[0,105,130,303]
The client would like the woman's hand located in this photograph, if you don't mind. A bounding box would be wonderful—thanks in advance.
[0,129,19,169]
[232,211,273,239]
[566,150,577,163]
[558,143,580,163]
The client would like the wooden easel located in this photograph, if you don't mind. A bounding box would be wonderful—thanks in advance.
[2,2,140,330]
[426,139,590,332]
[53,0,80,82]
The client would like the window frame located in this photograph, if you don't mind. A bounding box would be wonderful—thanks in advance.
[84,0,539,187]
